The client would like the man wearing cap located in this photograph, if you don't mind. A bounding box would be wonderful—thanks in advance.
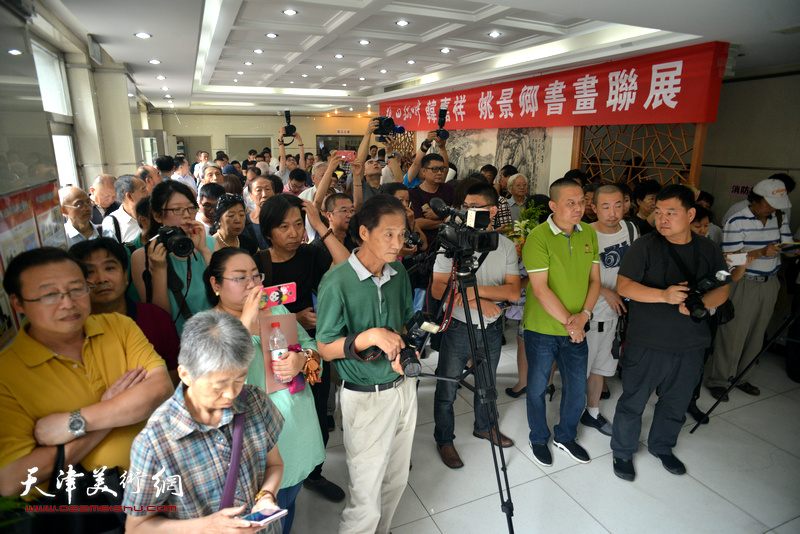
[705,177,794,400]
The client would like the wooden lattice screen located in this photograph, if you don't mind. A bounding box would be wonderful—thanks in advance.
[572,123,707,187]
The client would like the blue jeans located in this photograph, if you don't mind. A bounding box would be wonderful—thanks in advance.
[276,480,303,534]
[434,318,503,446]
[524,330,588,445]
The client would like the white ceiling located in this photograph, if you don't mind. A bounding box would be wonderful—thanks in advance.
[47,0,800,116]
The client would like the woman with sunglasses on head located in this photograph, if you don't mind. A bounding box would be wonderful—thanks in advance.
[131,181,220,335]
[213,193,258,255]
[204,248,324,534]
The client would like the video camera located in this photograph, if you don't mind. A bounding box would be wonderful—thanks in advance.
[374,115,405,143]
[153,226,194,258]
[684,270,731,322]
[430,198,498,258]
[404,229,423,249]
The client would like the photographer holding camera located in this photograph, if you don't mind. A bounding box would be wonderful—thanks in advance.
[316,194,416,534]
[611,185,729,482]
[131,181,219,335]
[431,183,520,468]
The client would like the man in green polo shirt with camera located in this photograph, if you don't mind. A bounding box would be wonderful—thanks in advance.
[522,177,601,468]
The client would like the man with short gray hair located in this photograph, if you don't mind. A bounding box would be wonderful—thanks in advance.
[90,174,120,225]
[59,186,100,247]
[102,174,148,243]
[137,165,162,194]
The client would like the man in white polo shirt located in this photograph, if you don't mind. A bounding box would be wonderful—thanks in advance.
[102,174,148,243]
[706,177,793,400]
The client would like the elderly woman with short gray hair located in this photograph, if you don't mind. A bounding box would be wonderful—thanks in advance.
[123,311,285,533]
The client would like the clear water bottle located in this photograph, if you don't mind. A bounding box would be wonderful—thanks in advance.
[268,322,291,383]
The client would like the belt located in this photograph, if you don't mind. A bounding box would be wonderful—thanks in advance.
[342,375,405,393]
[742,273,777,283]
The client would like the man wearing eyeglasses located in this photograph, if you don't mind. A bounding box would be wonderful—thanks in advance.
[0,247,173,502]
[59,186,101,248]
[409,153,455,245]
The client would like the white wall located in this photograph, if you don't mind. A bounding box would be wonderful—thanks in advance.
[699,74,800,230]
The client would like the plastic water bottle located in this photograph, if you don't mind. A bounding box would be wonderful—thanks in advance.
[268,322,291,383]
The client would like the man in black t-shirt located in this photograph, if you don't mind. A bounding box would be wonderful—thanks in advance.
[611,185,729,482]
[409,153,455,245]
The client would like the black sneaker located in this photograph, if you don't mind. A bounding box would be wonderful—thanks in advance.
[553,439,591,464]
[687,402,708,424]
[529,441,553,467]
[580,410,613,436]
[650,451,686,475]
[303,476,346,502]
[613,456,635,481]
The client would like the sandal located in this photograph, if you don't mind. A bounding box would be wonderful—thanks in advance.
[735,382,761,396]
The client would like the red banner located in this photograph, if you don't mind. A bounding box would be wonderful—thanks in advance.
[379,42,729,130]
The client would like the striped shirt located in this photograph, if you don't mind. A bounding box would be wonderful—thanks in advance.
[722,206,791,276]
[123,384,283,528]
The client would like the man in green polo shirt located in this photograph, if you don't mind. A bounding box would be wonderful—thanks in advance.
[315,194,415,534]
[522,177,600,468]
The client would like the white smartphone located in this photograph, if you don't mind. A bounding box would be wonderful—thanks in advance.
[726,252,747,267]
[240,506,288,526]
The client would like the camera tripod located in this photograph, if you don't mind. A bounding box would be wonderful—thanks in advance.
[413,251,515,533]
[689,302,800,433]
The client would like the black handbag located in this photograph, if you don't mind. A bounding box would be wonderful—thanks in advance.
[30,444,124,534]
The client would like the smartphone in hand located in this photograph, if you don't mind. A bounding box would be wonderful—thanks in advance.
[240,506,288,526]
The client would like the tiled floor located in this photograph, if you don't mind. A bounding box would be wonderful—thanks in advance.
[292,324,800,534]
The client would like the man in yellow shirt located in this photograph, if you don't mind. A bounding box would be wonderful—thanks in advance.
[0,247,173,497]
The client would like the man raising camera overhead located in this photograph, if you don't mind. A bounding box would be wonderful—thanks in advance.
[611,185,729,482]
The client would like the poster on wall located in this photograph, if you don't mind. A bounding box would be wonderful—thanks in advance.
[0,190,40,272]
[0,291,16,350]
[30,183,67,249]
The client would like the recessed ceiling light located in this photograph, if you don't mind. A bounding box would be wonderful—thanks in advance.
[396,20,409,26]
[169,104,174,108]
[254,49,263,54]
[156,75,166,80]
[244,61,252,65]
[334,54,343,59]
[237,71,243,75]
[367,104,371,108]
[8,49,22,55]
[135,32,151,39]
[440,47,451,53]
[234,79,238,82]
[283,9,297,15]
[342,83,347,86]
[266,33,278,38]
[489,31,501,38]
[149,59,161,64]
[168,100,173,103]
[359,39,370,45]
[315,65,323,69]
[301,74,308,77]
[407,60,415,64]
[127,93,135,97]
[379,69,387,73]
[289,81,294,84]
[359,77,365,81]
[160,86,169,91]
[164,94,172,98]
[349,107,353,111]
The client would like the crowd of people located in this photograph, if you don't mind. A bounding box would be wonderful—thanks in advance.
[0,116,797,533]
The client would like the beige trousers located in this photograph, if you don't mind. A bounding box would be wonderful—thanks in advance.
[339,377,417,534]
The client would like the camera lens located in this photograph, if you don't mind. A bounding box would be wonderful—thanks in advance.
[399,348,421,377]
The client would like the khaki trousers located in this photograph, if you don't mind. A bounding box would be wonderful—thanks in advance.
[339,377,417,534]
[706,277,780,388]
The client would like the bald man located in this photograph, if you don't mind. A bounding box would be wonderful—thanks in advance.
[137,165,162,194]
[59,186,100,247]
[89,174,120,225]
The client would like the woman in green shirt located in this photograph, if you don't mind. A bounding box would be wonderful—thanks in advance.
[204,247,324,534]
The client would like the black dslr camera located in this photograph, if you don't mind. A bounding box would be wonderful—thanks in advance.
[404,230,423,249]
[393,311,441,377]
[684,270,731,322]
[435,104,449,140]
[430,198,498,258]
[374,115,405,143]
[283,110,297,138]
[155,226,194,258]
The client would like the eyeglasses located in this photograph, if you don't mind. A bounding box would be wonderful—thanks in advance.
[331,209,356,215]
[21,285,94,305]
[424,166,447,173]
[162,206,199,217]
[221,273,265,286]
[64,201,91,210]
[464,204,491,209]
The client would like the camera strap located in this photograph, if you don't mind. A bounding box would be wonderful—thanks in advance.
[143,245,193,322]
[664,235,698,286]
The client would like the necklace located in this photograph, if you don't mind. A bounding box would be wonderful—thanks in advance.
[218,233,239,248]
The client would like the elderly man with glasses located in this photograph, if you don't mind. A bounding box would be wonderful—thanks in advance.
[0,247,173,515]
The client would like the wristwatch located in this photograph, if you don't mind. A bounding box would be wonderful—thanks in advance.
[581,308,593,320]
[68,410,86,438]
